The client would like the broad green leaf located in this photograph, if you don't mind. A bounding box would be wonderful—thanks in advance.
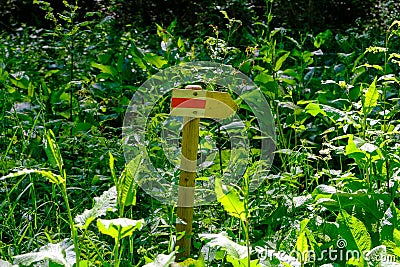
[296,231,309,262]
[177,37,185,51]
[119,155,142,207]
[10,72,30,89]
[179,257,206,267]
[345,135,366,162]
[363,76,379,115]
[90,62,117,77]
[337,210,371,254]
[318,104,359,126]
[97,218,144,240]
[13,239,75,267]
[314,187,390,220]
[142,252,175,267]
[312,184,337,195]
[299,218,310,232]
[74,186,117,229]
[215,178,246,221]
[43,129,63,172]
[143,53,168,68]
[0,169,64,184]
[73,122,92,133]
[200,232,248,260]
[314,29,332,48]
[76,260,90,267]
[254,72,274,84]
[296,219,310,262]
[226,255,260,267]
[305,103,327,117]
[274,52,290,71]
[129,43,147,70]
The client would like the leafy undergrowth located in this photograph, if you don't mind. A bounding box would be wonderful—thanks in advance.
[1,1,400,266]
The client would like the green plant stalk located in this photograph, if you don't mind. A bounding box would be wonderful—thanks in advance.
[383,28,390,193]
[275,105,289,172]
[70,35,75,128]
[28,175,38,230]
[243,170,251,267]
[243,219,251,267]
[217,124,224,175]
[265,0,274,34]
[168,205,175,253]
[114,229,122,267]
[59,181,80,266]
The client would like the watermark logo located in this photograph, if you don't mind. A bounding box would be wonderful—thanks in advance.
[256,239,398,265]
[336,238,347,249]
[122,61,276,206]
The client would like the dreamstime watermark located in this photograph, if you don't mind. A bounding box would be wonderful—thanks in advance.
[256,239,398,264]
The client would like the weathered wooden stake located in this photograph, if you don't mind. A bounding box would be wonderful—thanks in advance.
[176,85,201,259]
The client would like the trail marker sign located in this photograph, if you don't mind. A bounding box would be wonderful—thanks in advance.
[172,85,237,259]
[170,87,238,119]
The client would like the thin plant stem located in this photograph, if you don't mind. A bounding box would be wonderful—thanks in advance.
[59,182,80,266]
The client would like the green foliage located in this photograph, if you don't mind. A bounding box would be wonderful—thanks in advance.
[200,233,248,261]
[97,218,144,240]
[142,252,176,267]
[1,0,400,266]
[215,178,247,222]
[13,239,75,267]
[74,186,117,230]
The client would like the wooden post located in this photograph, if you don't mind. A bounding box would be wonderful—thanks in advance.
[175,85,201,260]
[171,84,237,260]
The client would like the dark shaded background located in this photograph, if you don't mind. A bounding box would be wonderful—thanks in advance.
[1,0,395,33]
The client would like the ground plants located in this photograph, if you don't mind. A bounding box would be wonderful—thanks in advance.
[1,0,400,266]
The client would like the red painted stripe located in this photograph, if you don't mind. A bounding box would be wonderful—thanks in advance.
[171,98,206,109]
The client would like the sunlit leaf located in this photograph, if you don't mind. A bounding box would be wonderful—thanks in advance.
[90,62,118,77]
[74,186,117,229]
[143,252,175,267]
[314,29,332,48]
[119,155,142,207]
[305,103,327,117]
[274,52,290,71]
[143,53,168,68]
[43,129,63,172]
[345,134,366,162]
[215,178,246,221]
[363,76,379,115]
[226,255,259,267]
[0,169,64,184]
[337,210,371,254]
[97,218,144,240]
[13,239,75,267]
[200,232,248,260]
